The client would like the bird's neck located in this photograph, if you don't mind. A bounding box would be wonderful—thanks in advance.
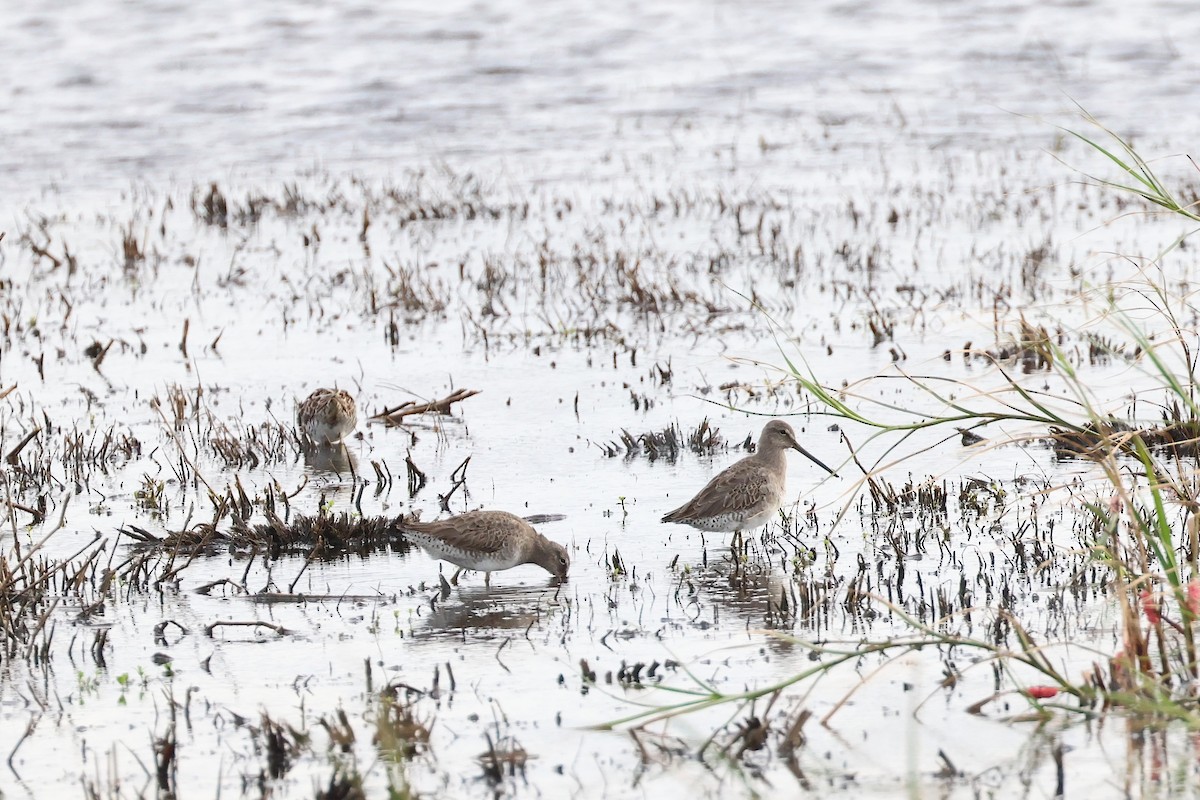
[758,447,787,471]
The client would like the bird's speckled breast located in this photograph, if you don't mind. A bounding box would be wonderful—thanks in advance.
[685,505,779,532]
[405,531,522,571]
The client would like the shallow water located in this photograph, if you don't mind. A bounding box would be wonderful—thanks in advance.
[4,0,1200,200]
[4,0,1200,798]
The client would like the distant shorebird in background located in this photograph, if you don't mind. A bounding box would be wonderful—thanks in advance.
[401,510,570,586]
[662,419,837,544]
[297,388,358,446]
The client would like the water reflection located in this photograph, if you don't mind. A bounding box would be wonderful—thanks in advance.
[672,536,844,652]
[685,554,791,625]
[303,444,356,474]
[419,581,566,636]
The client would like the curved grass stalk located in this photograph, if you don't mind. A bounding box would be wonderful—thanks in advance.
[598,601,1093,733]
[1061,109,1200,225]
[592,647,863,731]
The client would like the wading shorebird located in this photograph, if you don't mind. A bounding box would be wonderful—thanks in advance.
[297,388,358,446]
[662,420,837,544]
[401,510,570,586]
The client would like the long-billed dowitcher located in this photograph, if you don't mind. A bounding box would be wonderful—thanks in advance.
[662,420,837,542]
[401,510,570,585]
[297,388,357,446]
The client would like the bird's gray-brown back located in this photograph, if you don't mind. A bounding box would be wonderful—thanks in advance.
[661,419,836,531]
[402,510,532,556]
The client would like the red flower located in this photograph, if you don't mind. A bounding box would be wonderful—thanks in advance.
[1141,590,1162,624]
[1187,581,1200,617]
[1025,686,1059,699]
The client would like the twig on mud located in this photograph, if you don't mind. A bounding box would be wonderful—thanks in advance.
[204,621,291,637]
[370,388,480,426]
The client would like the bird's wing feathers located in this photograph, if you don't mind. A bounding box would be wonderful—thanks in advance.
[402,511,517,555]
[666,459,769,521]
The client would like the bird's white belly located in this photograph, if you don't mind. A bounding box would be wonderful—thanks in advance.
[412,538,521,571]
[305,419,352,445]
[736,506,778,531]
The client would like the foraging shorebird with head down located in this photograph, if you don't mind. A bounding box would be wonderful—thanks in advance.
[297,388,357,446]
[401,510,570,586]
[662,420,837,543]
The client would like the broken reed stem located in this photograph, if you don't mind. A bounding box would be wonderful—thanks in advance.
[405,452,427,495]
[179,318,190,358]
[2,471,27,583]
[194,577,247,596]
[204,620,290,637]
[151,397,217,495]
[370,388,481,426]
[287,539,323,594]
[438,456,471,511]
[2,499,41,520]
[7,714,38,773]
[5,427,41,465]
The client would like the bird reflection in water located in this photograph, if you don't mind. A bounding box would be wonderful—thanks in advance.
[421,582,565,636]
[303,442,356,474]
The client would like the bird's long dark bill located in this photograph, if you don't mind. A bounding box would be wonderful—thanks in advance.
[794,443,838,477]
